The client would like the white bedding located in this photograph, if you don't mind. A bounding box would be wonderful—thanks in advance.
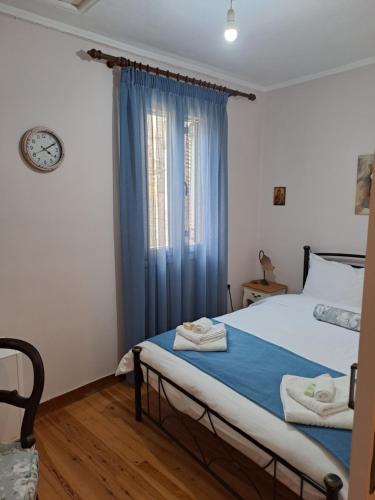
[117,294,359,499]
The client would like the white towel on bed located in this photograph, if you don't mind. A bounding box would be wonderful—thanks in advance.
[314,373,336,402]
[191,317,213,333]
[173,332,227,351]
[285,374,349,416]
[280,375,353,429]
[176,323,226,345]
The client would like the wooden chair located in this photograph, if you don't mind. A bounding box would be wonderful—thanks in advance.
[0,338,44,500]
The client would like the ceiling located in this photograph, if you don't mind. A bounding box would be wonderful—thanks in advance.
[1,0,375,90]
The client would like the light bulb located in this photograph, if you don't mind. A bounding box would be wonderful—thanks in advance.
[224,3,238,42]
[224,28,238,42]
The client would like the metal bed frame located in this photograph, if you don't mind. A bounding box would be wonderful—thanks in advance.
[132,245,366,500]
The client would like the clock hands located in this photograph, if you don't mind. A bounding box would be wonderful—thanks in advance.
[35,147,52,157]
[36,143,57,157]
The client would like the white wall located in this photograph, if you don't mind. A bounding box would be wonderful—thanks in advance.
[228,96,264,308]
[258,65,375,292]
[0,15,119,400]
[0,14,262,399]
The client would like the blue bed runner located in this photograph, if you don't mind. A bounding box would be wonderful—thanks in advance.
[148,323,352,469]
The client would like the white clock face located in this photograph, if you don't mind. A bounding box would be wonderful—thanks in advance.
[25,130,63,171]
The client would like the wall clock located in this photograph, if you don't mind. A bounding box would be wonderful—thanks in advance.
[20,127,64,172]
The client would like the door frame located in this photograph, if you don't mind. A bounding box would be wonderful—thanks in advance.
[349,163,375,499]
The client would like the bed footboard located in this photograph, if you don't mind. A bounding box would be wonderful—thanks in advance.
[131,347,344,500]
[324,473,343,500]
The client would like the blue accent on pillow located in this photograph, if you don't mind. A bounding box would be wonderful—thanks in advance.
[148,323,351,470]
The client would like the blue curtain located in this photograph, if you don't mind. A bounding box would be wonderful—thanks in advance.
[119,68,228,352]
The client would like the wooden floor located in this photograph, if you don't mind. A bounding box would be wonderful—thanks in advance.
[35,380,297,500]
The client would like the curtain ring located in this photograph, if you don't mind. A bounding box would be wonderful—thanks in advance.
[156,67,159,75]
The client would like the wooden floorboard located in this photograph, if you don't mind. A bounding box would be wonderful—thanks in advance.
[35,381,298,500]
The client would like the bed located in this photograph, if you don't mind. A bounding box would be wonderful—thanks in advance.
[117,246,365,499]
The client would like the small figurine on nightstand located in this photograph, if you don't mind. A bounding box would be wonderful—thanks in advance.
[242,250,288,307]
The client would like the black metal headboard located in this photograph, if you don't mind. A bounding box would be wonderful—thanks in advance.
[303,245,366,287]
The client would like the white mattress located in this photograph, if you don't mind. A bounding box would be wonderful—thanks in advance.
[117,294,359,499]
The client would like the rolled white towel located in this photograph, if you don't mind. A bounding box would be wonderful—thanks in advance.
[176,323,226,345]
[314,373,336,402]
[285,375,349,417]
[191,317,213,333]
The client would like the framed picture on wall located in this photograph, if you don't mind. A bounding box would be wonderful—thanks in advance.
[355,154,374,215]
[273,186,286,206]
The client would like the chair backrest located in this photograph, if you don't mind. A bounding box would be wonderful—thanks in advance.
[0,338,44,448]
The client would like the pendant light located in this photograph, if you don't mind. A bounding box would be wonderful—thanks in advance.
[224,0,238,42]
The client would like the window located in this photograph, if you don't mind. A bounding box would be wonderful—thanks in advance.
[147,112,169,248]
[184,117,199,246]
[147,112,200,248]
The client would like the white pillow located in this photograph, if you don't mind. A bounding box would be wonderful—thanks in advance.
[303,253,364,309]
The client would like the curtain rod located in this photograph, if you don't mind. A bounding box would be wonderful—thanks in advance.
[87,49,256,101]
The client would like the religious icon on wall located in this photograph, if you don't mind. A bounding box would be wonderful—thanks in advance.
[273,186,286,206]
[355,154,374,215]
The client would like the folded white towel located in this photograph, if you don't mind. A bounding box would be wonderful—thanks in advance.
[314,373,336,402]
[284,374,350,417]
[280,375,353,430]
[173,332,227,351]
[191,317,213,333]
[199,325,226,344]
[176,323,226,345]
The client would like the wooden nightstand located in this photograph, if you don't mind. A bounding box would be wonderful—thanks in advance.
[242,281,288,307]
